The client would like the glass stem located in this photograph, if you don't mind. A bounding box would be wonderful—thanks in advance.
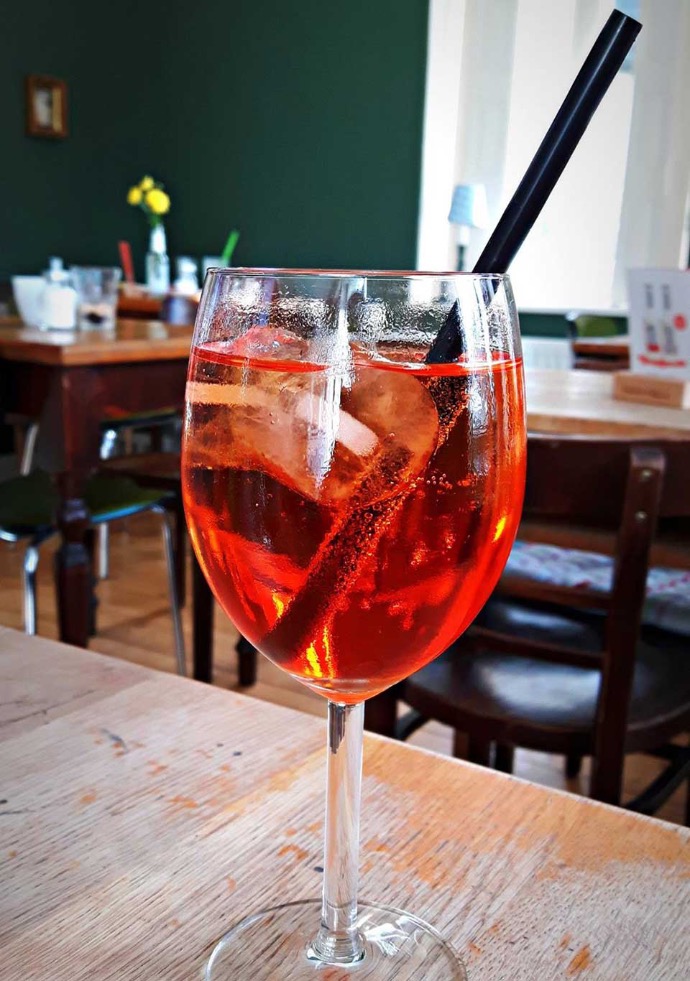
[310,700,365,965]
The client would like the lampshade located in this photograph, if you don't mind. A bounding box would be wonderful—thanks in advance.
[448,183,489,229]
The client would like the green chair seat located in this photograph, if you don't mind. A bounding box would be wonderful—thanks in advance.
[0,470,171,539]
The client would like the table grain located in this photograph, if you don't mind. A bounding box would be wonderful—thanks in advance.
[1,628,688,980]
[0,319,192,366]
[526,368,690,439]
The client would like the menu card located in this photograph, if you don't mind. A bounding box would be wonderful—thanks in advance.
[627,269,690,380]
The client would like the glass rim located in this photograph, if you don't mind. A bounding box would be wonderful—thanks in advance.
[205,266,510,282]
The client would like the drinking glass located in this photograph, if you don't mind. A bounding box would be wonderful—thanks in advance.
[182,269,526,979]
[71,266,121,329]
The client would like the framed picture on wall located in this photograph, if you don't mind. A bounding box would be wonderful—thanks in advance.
[26,75,68,139]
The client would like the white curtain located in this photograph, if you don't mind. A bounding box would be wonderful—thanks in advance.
[416,0,518,271]
[451,0,518,270]
[500,0,633,309]
[612,0,690,304]
[418,0,690,310]
[416,0,468,270]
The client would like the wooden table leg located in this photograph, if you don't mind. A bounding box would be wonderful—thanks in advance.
[192,550,214,683]
[191,553,257,688]
[364,687,399,736]
[236,636,258,687]
[174,500,186,608]
[30,365,103,650]
[54,479,92,648]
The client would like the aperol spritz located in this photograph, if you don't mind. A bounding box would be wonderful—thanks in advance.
[182,270,525,980]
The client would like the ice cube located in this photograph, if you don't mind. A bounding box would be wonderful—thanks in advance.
[186,328,439,507]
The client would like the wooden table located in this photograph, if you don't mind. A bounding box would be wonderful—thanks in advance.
[1,628,689,980]
[117,291,164,320]
[526,368,690,439]
[0,320,192,650]
[0,318,192,366]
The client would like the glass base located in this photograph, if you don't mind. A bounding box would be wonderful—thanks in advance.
[205,900,467,980]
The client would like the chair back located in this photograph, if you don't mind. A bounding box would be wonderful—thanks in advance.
[474,433,690,801]
[523,435,690,525]
[498,434,690,627]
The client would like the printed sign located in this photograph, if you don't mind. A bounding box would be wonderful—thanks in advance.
[627,269,690,379]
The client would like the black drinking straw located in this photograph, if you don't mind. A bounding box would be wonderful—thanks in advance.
[260,10,642,654]
[427,8,641,364]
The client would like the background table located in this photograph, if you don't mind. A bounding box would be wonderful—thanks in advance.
[117,291,164,320]
[526,367,690,439]
[1,628,688,980]
[0,320,192,650]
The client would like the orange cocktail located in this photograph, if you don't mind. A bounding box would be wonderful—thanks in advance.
[183,333,525,700]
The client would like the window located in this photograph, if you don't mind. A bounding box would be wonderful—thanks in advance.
[417,0,690,312]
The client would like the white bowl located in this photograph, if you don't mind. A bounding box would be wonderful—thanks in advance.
[12,276,45,327]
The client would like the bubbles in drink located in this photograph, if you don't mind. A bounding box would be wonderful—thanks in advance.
[186,327,439,508]
[183,326,525,701]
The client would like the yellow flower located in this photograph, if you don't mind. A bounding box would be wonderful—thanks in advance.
[145,188,170,215]
[140,176,154,192]
[127,186,142,206]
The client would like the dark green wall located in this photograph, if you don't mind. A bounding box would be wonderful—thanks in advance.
[0,1,429,280]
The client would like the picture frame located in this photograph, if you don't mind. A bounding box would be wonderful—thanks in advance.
[26,75,68,139]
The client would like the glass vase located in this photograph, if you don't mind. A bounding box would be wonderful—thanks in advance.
[146,222,170,295]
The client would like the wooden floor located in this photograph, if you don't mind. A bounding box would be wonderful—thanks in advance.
[0,512,686,825]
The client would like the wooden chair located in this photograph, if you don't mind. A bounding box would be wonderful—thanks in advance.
[9,407,181,579]
[366,434,690,818]
[566,313,630,371]
[4,413,39,475]
[0,469,186,675]
[100,451,258,687]
[97,414,180,578]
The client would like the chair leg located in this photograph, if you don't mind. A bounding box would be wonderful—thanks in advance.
[589,754,624,807]
[686,736,690,828]
[236,635,257,686]
[192,549,214,683]
[174,498,186,608]
[364,688,398,737]
[452,730,468,759]
[97,523,110,580]
[158,507,186,676]
[22,544,40,634]
[150,426,163,452]
[466,735,492,767]
[494,743,515,774]
[566,754,583,779]
[99,427,118,460]
[19,421,39,476]
[94,429,120,582]
[84,528,98,637]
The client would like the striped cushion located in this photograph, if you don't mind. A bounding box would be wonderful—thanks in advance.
[505,542,690,637]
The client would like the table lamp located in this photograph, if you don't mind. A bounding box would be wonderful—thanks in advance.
[448,183,488,271]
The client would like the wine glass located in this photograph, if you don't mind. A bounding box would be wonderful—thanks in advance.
[182,269,526,979]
